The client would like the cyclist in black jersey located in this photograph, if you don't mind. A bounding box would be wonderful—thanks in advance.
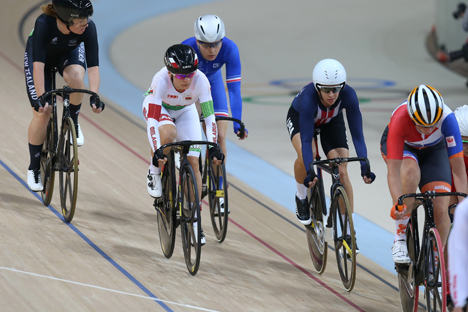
[24,0,104,192]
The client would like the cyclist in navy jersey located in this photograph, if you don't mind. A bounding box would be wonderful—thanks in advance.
[286,59,376,248]
[24,0,104,192]
[182,14,248,161]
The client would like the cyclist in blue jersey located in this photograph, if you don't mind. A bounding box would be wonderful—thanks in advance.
[286,59,376,251]
[24,0,104,192]
[182,14,248,160]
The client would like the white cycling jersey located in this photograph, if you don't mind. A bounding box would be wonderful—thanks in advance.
[142,67,217,156]
[449,198,468,308]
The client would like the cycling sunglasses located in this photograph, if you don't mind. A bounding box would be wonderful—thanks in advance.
[172,72,196,80]
[317,85,343,93]
[198,39,223,49]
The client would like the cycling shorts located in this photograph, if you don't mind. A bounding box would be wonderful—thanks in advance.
[381,126,452,192]
[286,105,348,156]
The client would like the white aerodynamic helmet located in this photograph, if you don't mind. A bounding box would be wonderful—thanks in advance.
[312,59,347,91]
[407,84,444,127]
[454,105,468,136]
[194,14,225,42]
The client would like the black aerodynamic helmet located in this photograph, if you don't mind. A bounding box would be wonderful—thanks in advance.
[164,44,199,75]
[52,0,93,26]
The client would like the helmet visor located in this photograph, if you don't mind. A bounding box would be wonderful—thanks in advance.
[316,84,343,94]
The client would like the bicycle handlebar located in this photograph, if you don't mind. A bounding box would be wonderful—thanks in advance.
[39,87,101,109]
[156,140,219,155]
[397,192,467,205]
[200,116,246,138]
[310,156,371,177]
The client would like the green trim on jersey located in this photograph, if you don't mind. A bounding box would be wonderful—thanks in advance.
[29,29,34,36]
[200,100,214,117]
[162,102,185,111]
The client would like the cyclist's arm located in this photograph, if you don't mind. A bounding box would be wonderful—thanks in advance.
[343,88,368,171]
[298,96,317,175]
[200,100,217,143]
[32,61,46,98]
[449,199,468,308]
[442,113,467,199]
[224,40,243,129]
[87,66,100,94]
[387,158,403,205]
[145,78,167,153]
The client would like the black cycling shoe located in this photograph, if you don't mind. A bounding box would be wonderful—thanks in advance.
[295,195,311,225]
[344,235,360,256]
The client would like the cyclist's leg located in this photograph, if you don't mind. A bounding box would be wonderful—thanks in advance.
[25,39,53,189]
[419,142,452,246]
[58,44,87,145]
[174,105,203,197]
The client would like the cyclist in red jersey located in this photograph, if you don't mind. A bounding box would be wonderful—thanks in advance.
[381,85,467,264]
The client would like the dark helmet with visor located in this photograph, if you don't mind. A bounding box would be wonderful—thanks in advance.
[52,0,93,26]
[164,44,199,75]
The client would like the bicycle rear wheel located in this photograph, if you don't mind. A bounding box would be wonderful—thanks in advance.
[180,164,202,275]
[425,227,447,312]
[306,178,328,274]
[41,118,56,206]
[58,117,78,223]
[397,220,419,312]
[156,151,177,258]
[332,185,356,292]
[208,160,228,242]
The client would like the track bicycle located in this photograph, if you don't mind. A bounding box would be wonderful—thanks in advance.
[396,192,467,312]
[154,140,219,276]
[305,136,371,292]
[39,67,101,223]
[198,116,246,243]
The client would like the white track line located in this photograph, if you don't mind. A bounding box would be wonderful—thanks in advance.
[0,266,219,312]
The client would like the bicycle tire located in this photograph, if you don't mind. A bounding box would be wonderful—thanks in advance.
[179,163,202,275]
[306,178,328,274]
[156,151,177,258]
[398,220,419,312]
[424,227,447,312]
[208,159,228,242]
[332,185,356,292]
[199,154,208,199]
[59,117,78,223]
[41,118,56,206]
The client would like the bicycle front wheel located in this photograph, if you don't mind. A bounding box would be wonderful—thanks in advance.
[208,160,228,242]
[397,220,419,312]
[156,151,177,258]
[306,178,328,274]
[180,164,202,275]
[332,185,356,292]
[58,117,78,223]
[41,119,56,206]
[424,227,447,312]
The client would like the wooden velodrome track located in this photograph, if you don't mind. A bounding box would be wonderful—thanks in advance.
[1,0,467,311]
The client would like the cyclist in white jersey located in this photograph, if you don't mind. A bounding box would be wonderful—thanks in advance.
[142,44,224,245]
[448,197,468,312]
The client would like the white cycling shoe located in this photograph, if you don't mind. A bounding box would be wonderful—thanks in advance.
[27,169,43,192]
[147,171,162,198]
[392,240,411,264]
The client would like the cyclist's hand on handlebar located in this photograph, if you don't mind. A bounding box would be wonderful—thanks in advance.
[303,170,318,188]
[90,95,105,113]
[34,95,49,113]
[390,203,407,220]
[152,149,167,167]
[361,171,376,184]
[234,123,248,140]
[209,145,225,164]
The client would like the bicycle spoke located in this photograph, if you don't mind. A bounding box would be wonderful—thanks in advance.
[208,160,228,242]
